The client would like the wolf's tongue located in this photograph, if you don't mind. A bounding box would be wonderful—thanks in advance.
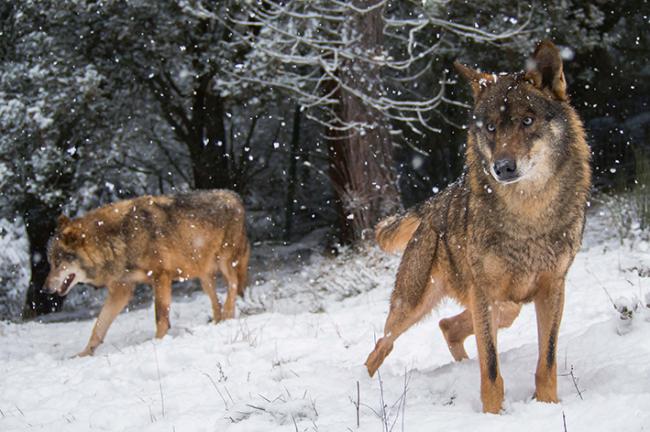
[58,273,76,295]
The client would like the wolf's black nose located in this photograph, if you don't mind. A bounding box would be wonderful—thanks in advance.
[493,159,518,181]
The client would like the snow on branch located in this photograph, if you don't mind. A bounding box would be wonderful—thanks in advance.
[216,0,528,134]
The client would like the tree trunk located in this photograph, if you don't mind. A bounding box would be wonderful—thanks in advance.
[327,0,400,243]
[284,105,302,241]
[21,203,64,319]
[147,71,232,191]
[186,74,231,190]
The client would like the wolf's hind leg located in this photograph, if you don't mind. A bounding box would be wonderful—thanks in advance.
[153,273,172,338]
[439,301,521,361]
[365,277,445,377]
[78,282,134,357]
[366,223,442,377]
[235,241,250,297]
[219,259,239,320]
[200,273,222,323]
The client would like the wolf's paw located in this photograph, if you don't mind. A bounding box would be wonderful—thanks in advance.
[74,347,95,358]
[481,402,503,415]
[208,315,223,324]
[364,338,393,377]
[533,391,559,404]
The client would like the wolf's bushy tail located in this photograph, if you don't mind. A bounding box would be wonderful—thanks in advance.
[375,208,422,253]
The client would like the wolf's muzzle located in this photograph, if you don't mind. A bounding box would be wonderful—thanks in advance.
[493,159,518,182]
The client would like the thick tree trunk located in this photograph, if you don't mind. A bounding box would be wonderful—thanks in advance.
[147,71,232,191]
[186,74,231,190]
[284,105,302,241]
[327,0,400,243]
[21,203,64,319]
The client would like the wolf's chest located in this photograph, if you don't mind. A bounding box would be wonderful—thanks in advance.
[474,232,575,302]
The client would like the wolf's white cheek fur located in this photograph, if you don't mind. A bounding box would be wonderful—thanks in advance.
[519,121,564,184]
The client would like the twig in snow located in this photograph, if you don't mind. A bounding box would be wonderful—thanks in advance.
[246,403,267,412]
[584,266,617,309]
[562,410,568,431]
[224,386,235,403]
[569,366,584,401]
[349,381,361,428]
[152,342,165,418]
[356,381,360,428]
[388,368,411,432]
[201,371,230,410]
[376,369,389,432]
[401,368,408,432]
[560,365,584,400]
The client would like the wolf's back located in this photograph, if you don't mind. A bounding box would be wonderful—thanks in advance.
[375,209,422,253]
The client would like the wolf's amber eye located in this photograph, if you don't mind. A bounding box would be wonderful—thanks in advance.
[486,123,496,132]
[522,116,534,126]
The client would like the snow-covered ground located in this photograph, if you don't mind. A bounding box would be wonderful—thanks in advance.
[1,215,649,432]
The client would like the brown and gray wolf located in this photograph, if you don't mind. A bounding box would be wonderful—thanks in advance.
[365,41,591,413]
[45,189,250,357]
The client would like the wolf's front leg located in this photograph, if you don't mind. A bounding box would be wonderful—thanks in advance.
[469,286,503,414]
[533,275,565,403]
[78,282,134,357]
[153,273,172,338]
[200,274,222,323]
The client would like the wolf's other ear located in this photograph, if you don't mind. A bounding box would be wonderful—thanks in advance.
[57,214,70,227]
[454,61,494,100]
[525,40,568,101]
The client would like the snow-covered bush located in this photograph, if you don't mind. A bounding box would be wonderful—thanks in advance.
[0,219,29,321]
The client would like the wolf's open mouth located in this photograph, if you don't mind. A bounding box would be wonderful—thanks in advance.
[58,273,76,296]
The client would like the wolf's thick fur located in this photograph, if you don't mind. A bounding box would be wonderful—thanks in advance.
[366,41,591,413]
[45,189,250,356]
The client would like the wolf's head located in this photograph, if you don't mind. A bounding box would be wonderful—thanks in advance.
[457,41,576,188]
[44,215,93,296]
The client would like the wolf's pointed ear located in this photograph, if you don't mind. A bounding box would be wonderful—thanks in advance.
[525,40,568,101]
[454,61,494,100]
[57,214,70,227]
[60,225,84,247]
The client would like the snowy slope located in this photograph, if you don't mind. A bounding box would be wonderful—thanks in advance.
[1,217,649,432]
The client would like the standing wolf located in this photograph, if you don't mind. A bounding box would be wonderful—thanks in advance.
[365,41,591,413]
[45,189,250,356]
